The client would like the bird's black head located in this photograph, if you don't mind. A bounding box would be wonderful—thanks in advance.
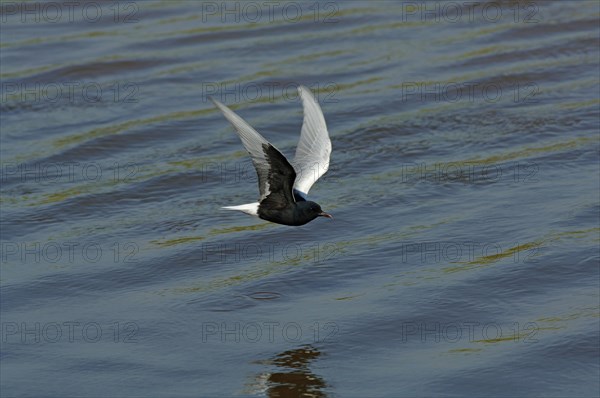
[296,201,333,222]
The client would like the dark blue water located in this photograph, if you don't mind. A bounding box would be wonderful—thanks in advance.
[1,1,599,396]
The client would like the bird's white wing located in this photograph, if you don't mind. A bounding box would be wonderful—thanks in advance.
[210,97,296,203]
[292,86,332,195]
[210,98,273,200]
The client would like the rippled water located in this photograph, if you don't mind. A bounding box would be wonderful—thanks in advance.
[1,1,599,396]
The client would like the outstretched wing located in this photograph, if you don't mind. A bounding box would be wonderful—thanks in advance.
[292,85,332,196]
[211,98,296,205]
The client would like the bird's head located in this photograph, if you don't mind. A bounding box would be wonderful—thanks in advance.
[300,201,333,221]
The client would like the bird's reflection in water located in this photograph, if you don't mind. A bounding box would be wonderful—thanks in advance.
[245,345,327,397]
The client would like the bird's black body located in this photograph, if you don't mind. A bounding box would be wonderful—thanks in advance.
[258,200,326,226]
[256,144,328,226]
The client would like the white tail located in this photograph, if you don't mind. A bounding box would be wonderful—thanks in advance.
[221,202,259,217]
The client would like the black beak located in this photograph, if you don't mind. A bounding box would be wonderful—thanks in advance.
[319,212,333,219]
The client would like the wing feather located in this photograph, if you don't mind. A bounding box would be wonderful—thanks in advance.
[211,98,295,204]
[292,86,332,195]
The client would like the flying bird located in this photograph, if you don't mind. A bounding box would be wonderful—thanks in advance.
[211,85,332,226]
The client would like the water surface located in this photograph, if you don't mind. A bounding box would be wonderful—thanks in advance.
[1,1,599,396]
